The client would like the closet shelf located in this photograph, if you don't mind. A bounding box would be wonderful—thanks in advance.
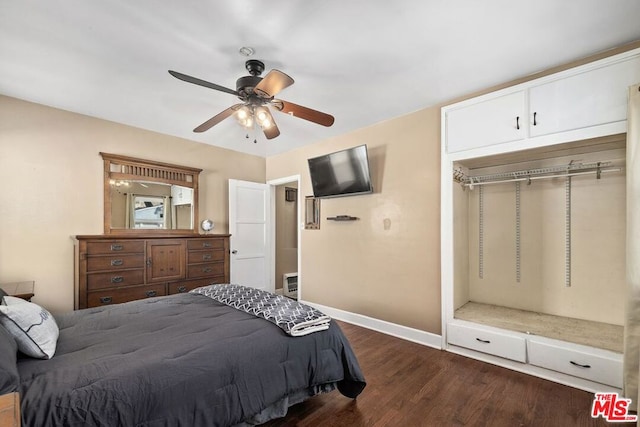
[454,159,624,188]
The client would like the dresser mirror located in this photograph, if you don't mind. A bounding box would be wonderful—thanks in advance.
[101,153,202,234]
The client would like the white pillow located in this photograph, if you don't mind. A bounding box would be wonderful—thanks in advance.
[0,298,59,359]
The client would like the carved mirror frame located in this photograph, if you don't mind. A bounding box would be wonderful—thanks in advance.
[100,152,202,234]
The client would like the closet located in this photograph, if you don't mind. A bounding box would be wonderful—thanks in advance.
[441,47,640,392]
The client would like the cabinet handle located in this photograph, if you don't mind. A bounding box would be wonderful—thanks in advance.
[533,111,537,126]
[110,244,123,251]
[99,296,112,304]
[203,254,212,261]
[203,267,213,273]
[111,276,124,283]
[516,116,520,130]
[146,258,152,266]
[111,259,124,266]
[203,242,212,248]
[475,337,491,344]
[569,360,591,369]
[146,290,157,297]
[177,286,187,293]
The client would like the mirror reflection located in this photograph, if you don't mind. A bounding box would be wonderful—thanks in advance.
[110,180,194,230]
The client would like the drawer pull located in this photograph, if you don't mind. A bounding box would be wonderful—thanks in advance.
[570,360,591,369]
[100,296,112,304]
[516,116,520,130]
[110,244,123,251]
[202,242,212,248]
[111,276,124,283]
[475,338,491,344]
[177,286,187,293]
[202,254,212,261]
[533,111,537,126]
[203,267,213,273]
[146,290,157,297]
[111,259,124,266]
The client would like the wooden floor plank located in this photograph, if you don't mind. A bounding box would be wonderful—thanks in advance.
[263,321,624,426]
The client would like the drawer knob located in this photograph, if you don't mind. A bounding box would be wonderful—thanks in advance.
[110,244,123,251]
[203,242,212,248]
[111,259,124,266]
[177,286,187,293]
[475,338,491,344]
[111,276,124,283]
[203,267,213,273]
[100,296,112,304]
[146,290,157,297]
[569,360,591,369]
[203,254,212,261]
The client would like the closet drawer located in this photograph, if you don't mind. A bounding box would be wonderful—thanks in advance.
[187,249,225,264]
[187,238,225,250]
[527,339,622,388]
[447,323,527,363]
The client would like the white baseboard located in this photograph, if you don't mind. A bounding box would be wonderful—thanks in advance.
[302,300,442,350]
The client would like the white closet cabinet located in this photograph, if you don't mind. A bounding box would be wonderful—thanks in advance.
[529,54,640,138]
[446,91,525,153]
[441,46,639,393]
[444,48,640,156]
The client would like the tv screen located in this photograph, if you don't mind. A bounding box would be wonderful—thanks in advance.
[308,145,373,198]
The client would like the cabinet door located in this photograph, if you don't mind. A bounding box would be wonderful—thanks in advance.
[446,91,525,153]
[529,54,640,137]
[146,239,186,282]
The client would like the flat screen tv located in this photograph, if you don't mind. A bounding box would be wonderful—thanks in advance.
[308,144,373,198]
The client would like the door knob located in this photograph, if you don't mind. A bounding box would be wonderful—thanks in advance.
[231,250,238,254]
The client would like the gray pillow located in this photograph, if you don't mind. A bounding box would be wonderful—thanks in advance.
[0,297,59,359]
[0,322,19,394]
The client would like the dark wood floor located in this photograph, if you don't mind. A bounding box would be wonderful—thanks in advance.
[264,321,625,427]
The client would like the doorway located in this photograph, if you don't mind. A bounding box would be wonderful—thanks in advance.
[268,175,301,300]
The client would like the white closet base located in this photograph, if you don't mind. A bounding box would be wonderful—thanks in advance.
[455,302,623,353]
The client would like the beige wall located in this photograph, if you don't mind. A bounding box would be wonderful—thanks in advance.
[0,95,265,314]
[267,108,442,333]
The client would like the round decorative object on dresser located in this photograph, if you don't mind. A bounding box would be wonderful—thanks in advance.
[201,219,214,233]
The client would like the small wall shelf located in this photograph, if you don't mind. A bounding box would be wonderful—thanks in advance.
[327,215,359,221]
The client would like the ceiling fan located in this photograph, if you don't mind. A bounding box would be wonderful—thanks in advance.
[168,60,335,140]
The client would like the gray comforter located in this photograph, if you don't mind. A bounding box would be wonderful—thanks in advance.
[16,293,366,426]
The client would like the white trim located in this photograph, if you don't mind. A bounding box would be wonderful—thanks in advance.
[302,300,442,350]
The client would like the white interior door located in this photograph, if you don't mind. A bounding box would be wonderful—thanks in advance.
[228,179,273,292]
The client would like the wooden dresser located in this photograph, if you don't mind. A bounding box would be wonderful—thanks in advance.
[74,234,230,309]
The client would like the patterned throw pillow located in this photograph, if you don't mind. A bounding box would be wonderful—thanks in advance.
[0,297,59,359]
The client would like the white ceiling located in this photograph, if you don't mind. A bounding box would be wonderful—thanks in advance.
[2,1,640,158]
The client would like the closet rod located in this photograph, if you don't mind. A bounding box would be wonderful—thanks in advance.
[462,167,622,188]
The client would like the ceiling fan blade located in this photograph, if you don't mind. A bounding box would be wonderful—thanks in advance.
[193,104,242,133]
[168,70,239,96]
[254,70,294,98]
[260,108,280,140]
[273,100,335,127]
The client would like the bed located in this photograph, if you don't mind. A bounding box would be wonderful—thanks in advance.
[0,286,366,426]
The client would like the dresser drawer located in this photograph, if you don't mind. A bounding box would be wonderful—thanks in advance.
[187,238,225,251]
[87,254,145,272]
[187,249,225,264]
[447,322,527,363]
[527,339,623,388]
[87,269,145,290]
[168,277,226,294]
[86,241,145,254]
[87,284,166,307]
[187,262,225,279]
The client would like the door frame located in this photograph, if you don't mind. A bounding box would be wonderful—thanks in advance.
[267,175,302,299]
